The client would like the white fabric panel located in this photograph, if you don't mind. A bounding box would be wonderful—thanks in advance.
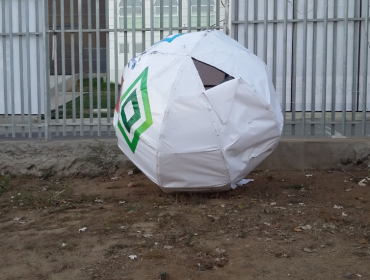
[145,32,206,56]
[191,31,283,128]
[170,57,205,99]
[231,52,270,101]
[117,135,158,184]
[204,79,238,124]
[158,150,229,189]
[141,57,186,148]
[231,148,275,189]
[221,79,281,183]
[159,97,220,154]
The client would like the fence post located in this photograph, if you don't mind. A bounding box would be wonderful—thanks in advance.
[223,0,229,35]
[43,0,51,140]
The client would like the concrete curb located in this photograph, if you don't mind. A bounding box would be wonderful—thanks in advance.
[0,139,369,177]
[0,139,129,178]
[257,138,370,170]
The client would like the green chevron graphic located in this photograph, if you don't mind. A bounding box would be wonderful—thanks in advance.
[117,67,152,153]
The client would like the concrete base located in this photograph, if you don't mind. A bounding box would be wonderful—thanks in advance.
[0,139,129,178]
[257,138,370,170]
[0,139,369,178]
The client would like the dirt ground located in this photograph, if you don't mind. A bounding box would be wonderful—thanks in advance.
[0,167,370,280]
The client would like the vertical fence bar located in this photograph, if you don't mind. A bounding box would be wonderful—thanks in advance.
[106,0,111,135]
[160,0,164,39]
[301,0,308,135]
[26,0,32,138]
[234,0,239,41]
[9,0,16,137]
[61,0,67,136]
[321,0,328,137]
[356,1,363,122]
[263,0,267,63]
[78,0,84,136]
[197,0,200,31]
[253,0,257,54]
[169,0,173,35]
[341,0,349,136]
[311,0,317,135]
[272,0,277,87]
[151,0,154,44]
[330,0,338,136]
[2,0,9,137]
[43,0,51,140]
[53,0,59,136]
[88,0,93,136]
[96,0,101,136]
[282,0,287,135]
[244,0,248,47]
[351,0,359,136]
[36,0,42,138]
[142,0,146,51]
[132,0,136,57]
[216,0,220,30]
[362,0,369,136]
[124,0,128,65]
[187,0,191,33]
[291,0,297,136]
[114,0,119,104]
[179,0,182,33]
[206,0,210,30]
[18,0,25,137]
[71,0,76,136]
[35,1,43,138]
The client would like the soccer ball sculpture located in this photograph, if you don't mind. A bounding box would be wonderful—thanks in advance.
[113,30,283,193]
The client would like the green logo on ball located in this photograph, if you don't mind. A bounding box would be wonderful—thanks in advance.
[117,67,153,153]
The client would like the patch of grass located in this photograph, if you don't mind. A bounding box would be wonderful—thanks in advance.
[184,231,195,247]
[50,78,119,119]
[0,175,11,196]
[12,179,73,209]
[159,271,168,280]
[40,166,56,180]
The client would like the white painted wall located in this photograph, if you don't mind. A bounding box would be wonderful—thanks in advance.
[0,0,45,115]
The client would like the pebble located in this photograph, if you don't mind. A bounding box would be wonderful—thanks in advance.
[344,272,354,279]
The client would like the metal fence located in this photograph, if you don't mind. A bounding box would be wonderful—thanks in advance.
[1,0,369,140]
[232,0,370,137]
[0,0,224,140]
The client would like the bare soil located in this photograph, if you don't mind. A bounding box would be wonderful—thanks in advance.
[0,168,369,280]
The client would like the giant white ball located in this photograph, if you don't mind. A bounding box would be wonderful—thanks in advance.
[114,30,283,192]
